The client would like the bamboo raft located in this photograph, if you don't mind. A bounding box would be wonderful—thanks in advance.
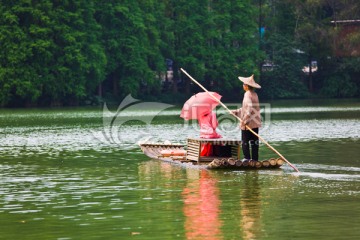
[139,138,284,170]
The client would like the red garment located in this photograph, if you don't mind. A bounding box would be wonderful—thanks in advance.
[200,143,213,156]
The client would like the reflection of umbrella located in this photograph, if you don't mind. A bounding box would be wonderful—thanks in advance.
[180,92,222,120]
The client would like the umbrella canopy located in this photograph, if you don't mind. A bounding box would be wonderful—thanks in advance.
[180,92,222,120]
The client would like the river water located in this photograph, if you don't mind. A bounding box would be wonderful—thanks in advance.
[0,98,359,239]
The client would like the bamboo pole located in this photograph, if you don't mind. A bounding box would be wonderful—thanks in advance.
[180,68,300,172]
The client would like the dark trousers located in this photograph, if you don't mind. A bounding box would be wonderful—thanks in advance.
[241,128,259,160]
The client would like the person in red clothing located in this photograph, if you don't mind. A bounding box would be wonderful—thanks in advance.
[232,74,261,161]
[198,111,222,139]
[198,111,222,156]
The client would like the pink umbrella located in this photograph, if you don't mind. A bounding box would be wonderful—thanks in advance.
[180,92,222,120]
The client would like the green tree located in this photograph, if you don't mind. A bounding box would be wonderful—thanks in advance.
[0,0,106,106]
[260,1,308,98]
[95,0,166,99]
[171,0,262,96]
[46,0,105,105]
[262,34,308,99]
[0,0,53,105]
[211,0,263,91]
[171,0,209,94]
[268,0,360,98]
[291,0,333,92]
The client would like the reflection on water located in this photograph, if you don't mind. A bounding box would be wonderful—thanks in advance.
[240,173,262,240]
[138,161,266,240]
[182,169,222,240]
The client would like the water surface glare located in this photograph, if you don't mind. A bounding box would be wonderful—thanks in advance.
[0,99,359,239]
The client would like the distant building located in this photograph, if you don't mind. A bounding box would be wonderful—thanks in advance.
[261,60,275,72]
[302,61,318,74]
[331,19,360,57]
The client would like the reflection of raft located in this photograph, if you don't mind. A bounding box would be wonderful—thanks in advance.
[139,138,284,169]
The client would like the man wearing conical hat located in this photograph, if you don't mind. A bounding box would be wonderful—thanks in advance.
[232,74,261,161]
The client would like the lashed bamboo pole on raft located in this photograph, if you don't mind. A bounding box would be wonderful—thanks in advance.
[180,68,300,173]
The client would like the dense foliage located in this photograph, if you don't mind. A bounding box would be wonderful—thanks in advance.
[260,0,360,99]
[0,0,359,107]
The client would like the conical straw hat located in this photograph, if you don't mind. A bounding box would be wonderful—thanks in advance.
[238,74,261,89]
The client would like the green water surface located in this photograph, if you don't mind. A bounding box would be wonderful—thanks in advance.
[0,99,359,240]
